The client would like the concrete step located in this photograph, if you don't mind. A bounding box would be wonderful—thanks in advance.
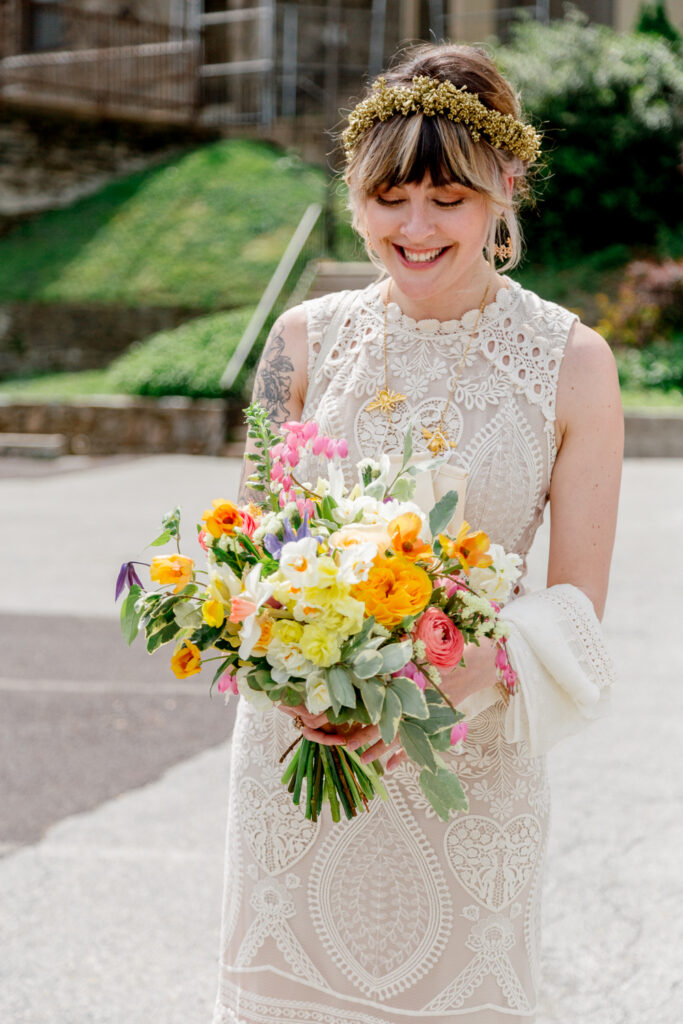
[305,259,378,300]
[0,432,67,458]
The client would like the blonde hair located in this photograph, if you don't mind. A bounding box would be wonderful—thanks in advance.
[343,44,534,272]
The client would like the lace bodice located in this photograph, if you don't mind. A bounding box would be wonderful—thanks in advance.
[301,278,576,564]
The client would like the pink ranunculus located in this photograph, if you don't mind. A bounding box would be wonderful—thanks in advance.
[217,669,239,696]
[413,607,465,669]
[395,661,428,691]
[197,528,210,552]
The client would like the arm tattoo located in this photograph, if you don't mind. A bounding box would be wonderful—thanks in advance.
[238,319,296,505]
[253,319,295,427]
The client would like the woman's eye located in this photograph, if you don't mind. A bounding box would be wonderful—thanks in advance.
[435,198,464,208]
[375,195,403,206]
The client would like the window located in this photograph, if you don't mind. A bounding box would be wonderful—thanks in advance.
[24,0,65,52]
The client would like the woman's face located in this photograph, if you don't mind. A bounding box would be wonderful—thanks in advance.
[361,175,493,317]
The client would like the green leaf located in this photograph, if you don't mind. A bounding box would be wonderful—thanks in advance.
[402,421,414,466]
[391,675,429,719]
[146,620,180,653]
[398,720,438,772]
[358,678,385,724]
[327,666,357,709]
[148,529,171,547]
[352,648,383,679]
[379,686,402,745]
[429,489,460,538]
[378,639,413,675]
[420,703,462,733]
[209,657,234,695]
[327,703,371,726]
[418,766,468,821]
[364,480,386,501]
[120,584,142,645]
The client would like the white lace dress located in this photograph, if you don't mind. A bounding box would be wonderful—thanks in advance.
[212,279,614,1023]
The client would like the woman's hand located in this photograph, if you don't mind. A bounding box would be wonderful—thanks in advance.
[436,637,498,705]
[277,703,349,746]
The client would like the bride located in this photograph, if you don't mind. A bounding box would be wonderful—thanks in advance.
[212,43,623,1023]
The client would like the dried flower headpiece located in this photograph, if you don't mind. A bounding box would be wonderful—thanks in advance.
[343,75,542,164]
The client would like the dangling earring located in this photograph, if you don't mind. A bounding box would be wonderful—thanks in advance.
[494,236,513,261]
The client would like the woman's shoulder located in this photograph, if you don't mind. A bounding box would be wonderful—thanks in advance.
[510,279,578,346]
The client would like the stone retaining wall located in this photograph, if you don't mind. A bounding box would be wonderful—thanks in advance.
[0,302,207,377]
[0,396,237,456]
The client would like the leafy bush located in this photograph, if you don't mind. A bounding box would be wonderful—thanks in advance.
[595,258,683,347]
[616,332,683,392]
[497,11,683,263]
[106,307,256,399]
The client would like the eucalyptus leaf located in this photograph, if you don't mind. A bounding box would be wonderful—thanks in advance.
[120,584,142,645]
[429,489,460,538]
[398,720,438,772]
[358,678,385,724]
[327,666,357,709]
[419,766,469,821]
[352,648,384,679]
[379,686,402,745]
[379,639,413,675]
[391,675,429,719]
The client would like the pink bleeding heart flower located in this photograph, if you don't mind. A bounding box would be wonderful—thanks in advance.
[217,669,239,696]
[286,449,300,468]
[336,438,348,458]
[302,421,317,440]
[413,607,465,669]
[450,721,468,747]
[394,661,428,691]
[312,435,327,456]
[270,462,284,482]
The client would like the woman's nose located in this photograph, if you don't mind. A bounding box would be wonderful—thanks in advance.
[400,202,437,242]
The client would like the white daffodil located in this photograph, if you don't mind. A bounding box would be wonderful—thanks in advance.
[279,537,320,589]
[266,636,315,685]
[469,544,523,604]
[335,540,380,584]
[229,564,275,660]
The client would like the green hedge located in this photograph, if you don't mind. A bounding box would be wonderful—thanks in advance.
[497,12,683,263]
[106,306,256,399]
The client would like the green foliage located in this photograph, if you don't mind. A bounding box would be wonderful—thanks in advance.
[635,2,681,46]
[497,11,683,263]
[105,306,255,399]
[0,139,326,307]
[615,332,683,392]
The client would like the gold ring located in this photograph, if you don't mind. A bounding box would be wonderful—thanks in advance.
[293,715,305,731]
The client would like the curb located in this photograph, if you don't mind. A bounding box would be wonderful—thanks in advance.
[623,411,683,458]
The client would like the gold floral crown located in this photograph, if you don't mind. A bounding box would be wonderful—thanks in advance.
[342,75,541,164]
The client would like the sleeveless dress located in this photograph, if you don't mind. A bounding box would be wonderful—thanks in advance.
[212,279,605,1023]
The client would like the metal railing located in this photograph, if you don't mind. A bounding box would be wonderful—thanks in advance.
[220,202,325,392]
[0,4,199,119]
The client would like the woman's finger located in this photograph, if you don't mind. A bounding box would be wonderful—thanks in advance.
[345,724,379,751]
[386,748,407,771]
[301,725,349,746]
[278,704,328,729]
[360,734,400,763]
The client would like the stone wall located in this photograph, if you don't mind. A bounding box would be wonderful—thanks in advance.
[0,301,208,378]
[0,396,238,455]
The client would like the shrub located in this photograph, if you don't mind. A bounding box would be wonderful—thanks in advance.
[107,307,256,399]
[616,332,683,392]
[497,11,683,263]
[595,258,683,347]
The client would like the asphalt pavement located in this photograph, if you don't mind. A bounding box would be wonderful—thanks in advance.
[1,454,682,1024]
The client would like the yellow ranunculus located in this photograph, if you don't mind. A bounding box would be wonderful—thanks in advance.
[150,554,194,594]
[320,594,365,638]
[299,623,341,667]
[202,597,225,628]
[350,555,432,628]
[271,619,304,645]
[171,640,202,679]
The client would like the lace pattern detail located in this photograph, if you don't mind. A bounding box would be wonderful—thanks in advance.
[545,585,616,693]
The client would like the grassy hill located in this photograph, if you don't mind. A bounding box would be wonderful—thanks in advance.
[0,140,327,309]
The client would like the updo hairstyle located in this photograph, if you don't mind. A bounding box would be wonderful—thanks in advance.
[344,44,534,272]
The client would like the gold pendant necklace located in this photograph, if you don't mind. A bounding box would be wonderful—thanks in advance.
[422,284,490,455]
[366,281,406,422]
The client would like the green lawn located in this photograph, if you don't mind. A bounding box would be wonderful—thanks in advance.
[0,140,326,309]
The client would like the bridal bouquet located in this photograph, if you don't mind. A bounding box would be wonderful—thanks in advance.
[116,402,521,823]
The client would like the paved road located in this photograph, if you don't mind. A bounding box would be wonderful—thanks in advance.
[1,455,682,1023]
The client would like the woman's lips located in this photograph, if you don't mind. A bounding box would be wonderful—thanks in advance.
[393,244,451,268]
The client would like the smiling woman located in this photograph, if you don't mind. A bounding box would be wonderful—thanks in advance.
[214,42,623,1024]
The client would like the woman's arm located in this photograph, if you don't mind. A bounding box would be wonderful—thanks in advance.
[237,306,309,504]
[548,322,624,619]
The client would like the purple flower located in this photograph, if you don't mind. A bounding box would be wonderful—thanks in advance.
[263,513,320,560]
[115,561,144,602]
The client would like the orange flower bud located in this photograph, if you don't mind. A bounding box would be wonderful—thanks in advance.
[150,554,194,594]
[202,500,243,539]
